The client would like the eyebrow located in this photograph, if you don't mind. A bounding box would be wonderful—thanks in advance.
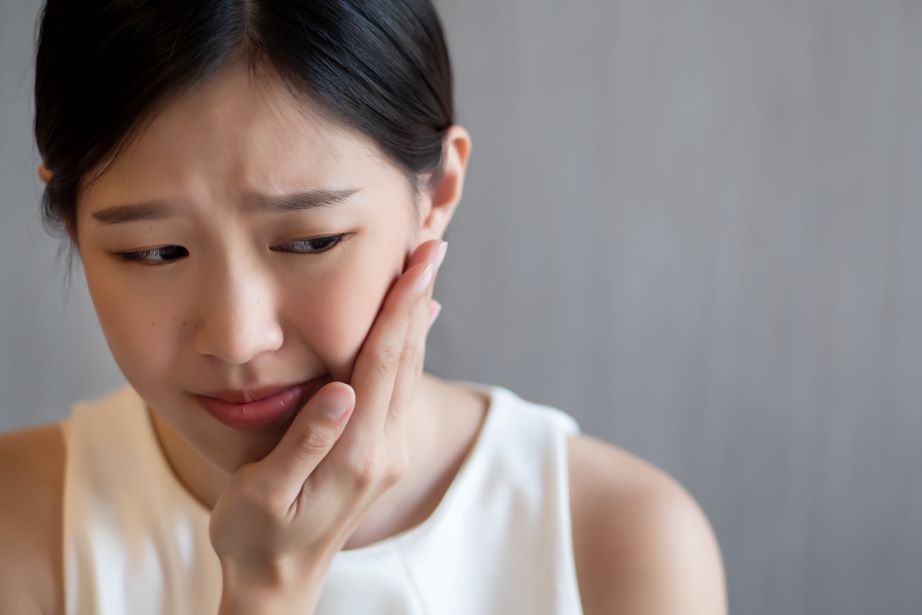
[90,187,360,225]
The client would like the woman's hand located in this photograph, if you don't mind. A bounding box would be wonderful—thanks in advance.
[210,238,447,614]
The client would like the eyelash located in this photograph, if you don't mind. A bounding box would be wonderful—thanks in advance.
[114,234,348,266]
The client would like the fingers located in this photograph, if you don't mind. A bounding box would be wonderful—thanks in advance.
[340,239,446,449]
[386,243,446,435]
[428,299,443,329]
[233,240,445,521]
[255,382,356,508]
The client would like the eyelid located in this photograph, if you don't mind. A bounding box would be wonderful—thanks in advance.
[115,245,187,265]
[271,233,348,254]
[113,233,350,265]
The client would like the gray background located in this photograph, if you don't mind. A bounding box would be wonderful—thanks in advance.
[2,1,920,613]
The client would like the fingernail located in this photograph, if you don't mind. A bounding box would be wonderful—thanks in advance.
[414,264,434,296]
[321,389,351,420]
[428,299,442,328]
[434,241,448,270]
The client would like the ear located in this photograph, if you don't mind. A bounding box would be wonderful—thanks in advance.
[38,162,53,185]
[415,125,472,241]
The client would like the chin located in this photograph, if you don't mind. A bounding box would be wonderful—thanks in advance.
[209,427,288,474]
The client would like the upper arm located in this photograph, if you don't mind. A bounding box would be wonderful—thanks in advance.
[0,424,66,615]
[568,434,727,615]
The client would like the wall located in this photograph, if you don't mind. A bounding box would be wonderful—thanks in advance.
[2,1,920,612]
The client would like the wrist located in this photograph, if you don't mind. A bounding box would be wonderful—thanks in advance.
[218,557,328,615]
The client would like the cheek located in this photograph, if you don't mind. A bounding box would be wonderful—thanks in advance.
[284,243,403,369]
[84,267,181,383]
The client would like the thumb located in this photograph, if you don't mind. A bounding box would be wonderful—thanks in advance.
[258,381,355,506]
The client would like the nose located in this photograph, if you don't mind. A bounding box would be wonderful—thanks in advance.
[192,259,284,365]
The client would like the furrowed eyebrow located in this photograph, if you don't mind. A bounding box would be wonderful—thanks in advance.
[90,188,360,225]
[91,201,175,225]
[244,188,360,213]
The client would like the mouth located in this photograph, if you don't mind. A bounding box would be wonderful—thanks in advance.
[192,375,327,432]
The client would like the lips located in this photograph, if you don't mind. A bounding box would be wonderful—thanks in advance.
[193,376,326,431]
[201,382,314,404]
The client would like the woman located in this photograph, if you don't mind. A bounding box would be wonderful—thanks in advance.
[0,0,727,613]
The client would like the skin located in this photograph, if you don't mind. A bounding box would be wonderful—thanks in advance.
[0,57,727,614]
[71,59,459,530]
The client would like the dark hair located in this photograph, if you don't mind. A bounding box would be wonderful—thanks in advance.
[34,0,455,245]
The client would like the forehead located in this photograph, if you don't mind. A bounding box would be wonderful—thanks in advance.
[79,60,390,212]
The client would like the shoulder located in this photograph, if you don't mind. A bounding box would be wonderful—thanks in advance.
[566,433,727,615]
[0,422,67,615]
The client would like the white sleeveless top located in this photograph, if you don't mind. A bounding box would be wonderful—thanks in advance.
[62,381,584,614]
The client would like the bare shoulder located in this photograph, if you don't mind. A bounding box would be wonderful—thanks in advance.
[0,422,66,615]
[567,434,727,615]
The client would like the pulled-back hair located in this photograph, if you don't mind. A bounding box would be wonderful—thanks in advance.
[34,0,455,242]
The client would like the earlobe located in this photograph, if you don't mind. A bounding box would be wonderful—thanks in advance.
[38,162,54,185]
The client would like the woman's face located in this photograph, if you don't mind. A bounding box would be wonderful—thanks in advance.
[74,60,439,472]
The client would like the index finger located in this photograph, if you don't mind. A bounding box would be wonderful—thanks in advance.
[337,240,444,450]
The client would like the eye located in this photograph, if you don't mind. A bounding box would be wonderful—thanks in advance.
[271,233,348,255]
[115,245,188,265]
[113,233,348,266]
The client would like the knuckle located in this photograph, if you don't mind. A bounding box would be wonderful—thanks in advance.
[399,344,418,370]
[346,449,383,489]
[230,466,285,519]
[373,344,402,380]
[296,426,336,457]
[384,453,408,486]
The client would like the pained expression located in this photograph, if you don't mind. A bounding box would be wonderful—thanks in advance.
[74,60,426,472]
